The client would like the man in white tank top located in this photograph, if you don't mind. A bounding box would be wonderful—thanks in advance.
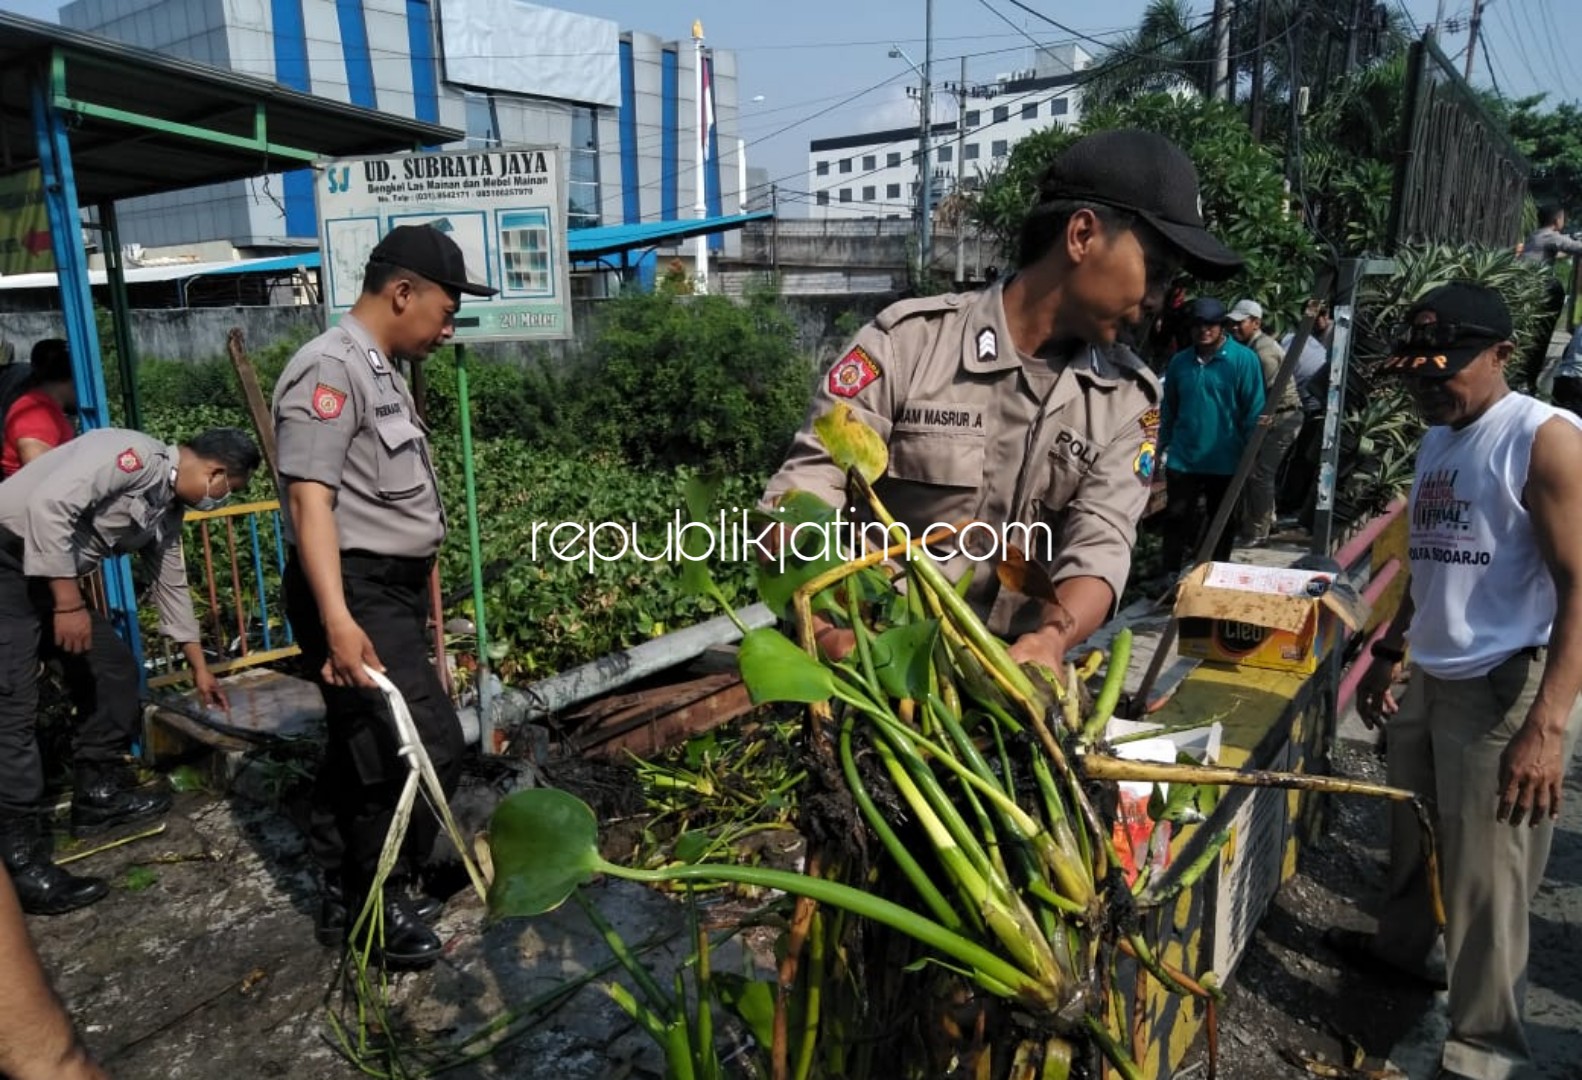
[1344,283,1582,1080]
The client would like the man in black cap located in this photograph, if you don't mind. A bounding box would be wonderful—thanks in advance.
[765,130,1243,668]
[1155,296,1266,574]
[272,224,495,969]
[1347,282,1582,1080]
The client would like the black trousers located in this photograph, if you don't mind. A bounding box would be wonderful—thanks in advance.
[1161,470,1238,572]
[283,550,464,894]
[0,554,140,818]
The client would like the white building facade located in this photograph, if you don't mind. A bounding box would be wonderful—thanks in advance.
[807,45,1089,221]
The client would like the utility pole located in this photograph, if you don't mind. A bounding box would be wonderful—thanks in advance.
[1464,0,1484,81]
[953,54,967,288]
[692,19,709,295]
[1211,0,1230,101]
[770,183,779,272]
[917,0,935,282]
[1250,0,1269,140]
[1343,0,1361,75]
[1431,0,1447,40]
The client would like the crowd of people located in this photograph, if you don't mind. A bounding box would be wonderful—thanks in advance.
[0,136,1579,1080]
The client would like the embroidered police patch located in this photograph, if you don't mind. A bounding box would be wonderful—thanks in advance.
[312,383,348,420]
[1139,407,1160,438]
[829,346,881,398]
[116,448,142,474]
[1134,440,1157,482]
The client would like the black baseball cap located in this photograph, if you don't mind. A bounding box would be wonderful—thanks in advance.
[1380,282,1513,379]
[1037,129,1244,281]
[368,225,497,297]
[1187,296,1228,324]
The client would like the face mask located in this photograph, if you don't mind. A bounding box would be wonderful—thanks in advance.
[192,474,230,512]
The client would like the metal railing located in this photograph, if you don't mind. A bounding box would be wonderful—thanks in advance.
[144,499,451,697]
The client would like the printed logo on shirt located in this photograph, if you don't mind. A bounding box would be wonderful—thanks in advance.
[896,401,985,431]
[312,383,348,421]
[116,448,142,473]
[1412,468,1472,532]
[829,346,881,398]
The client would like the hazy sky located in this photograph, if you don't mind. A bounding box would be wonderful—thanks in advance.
[5,0,1578,197]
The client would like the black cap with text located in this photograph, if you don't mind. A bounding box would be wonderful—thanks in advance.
[367,224,498,297]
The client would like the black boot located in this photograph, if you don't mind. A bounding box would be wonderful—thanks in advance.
[332,891,444,971]
[70,763,172,837]
[0,814,109,916]
[315,878,443,947]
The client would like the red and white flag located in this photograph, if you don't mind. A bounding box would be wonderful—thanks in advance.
[700,53,716,164]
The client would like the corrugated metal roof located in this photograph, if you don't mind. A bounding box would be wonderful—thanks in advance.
[0,11,461,206]
[0,251,321,291]
[567,211,775,259]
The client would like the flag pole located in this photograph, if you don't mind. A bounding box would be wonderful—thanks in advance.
[692,19,710,295]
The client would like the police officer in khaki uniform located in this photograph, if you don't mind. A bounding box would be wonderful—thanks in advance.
[0,426,258,914]
[766,130,1243,666]
[274,225,494,970]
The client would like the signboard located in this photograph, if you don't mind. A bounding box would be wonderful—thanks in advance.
[315,147,571,342]
[0,167,54,276]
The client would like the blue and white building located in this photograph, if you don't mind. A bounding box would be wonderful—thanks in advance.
[58,0,746,282]
[807,44,1089,221]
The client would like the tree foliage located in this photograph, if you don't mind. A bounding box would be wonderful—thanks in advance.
[971,95,1319,326]
[1491,95,1582,219]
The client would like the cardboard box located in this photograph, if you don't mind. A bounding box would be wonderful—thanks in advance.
[1173,562,1369,675]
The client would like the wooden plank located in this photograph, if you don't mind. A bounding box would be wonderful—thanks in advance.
[584,679,756,761]
[226,327,279,485]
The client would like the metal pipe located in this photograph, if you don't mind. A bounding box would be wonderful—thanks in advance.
[1337,557,1404,712]
[1331,497,1407,571]
[520,602,777,720]
[455,342,494,751]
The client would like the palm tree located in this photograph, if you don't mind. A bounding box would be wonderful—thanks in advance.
[1078,0,1217,106]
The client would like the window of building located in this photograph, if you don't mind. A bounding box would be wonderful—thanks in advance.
[567,105,601,230]
[887,152,901,168]
[862,154,877,170]
[964,143,980,161]
[991,139,1008,158]
[993,105,1008,123]
[817,190,830,205]
[1021,101,1038,120]
[1051,97,1069,117]
[839,189,853,202]
[840,158,852,173]
[938,144,953,162]
[862,185,876,201]
[886,183,901,199]
[965,109,980,127]
[816,160,829,176]
[464,92,500,149]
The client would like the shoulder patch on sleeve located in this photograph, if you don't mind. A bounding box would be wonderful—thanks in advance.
[116,447,143,473]
[311,383,348,420]
[828,346,882,398]
[873,292,964,332]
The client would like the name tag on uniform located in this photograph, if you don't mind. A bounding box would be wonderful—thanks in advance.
[896,401,985,432]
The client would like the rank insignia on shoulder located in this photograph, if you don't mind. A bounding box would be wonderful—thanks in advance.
[312,383,348,420]
[116,448,143,474]
[977,328,997,362]
[829,346,881,398]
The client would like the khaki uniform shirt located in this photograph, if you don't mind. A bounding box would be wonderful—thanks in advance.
[0,428,200,642]
[272,315,446,558]
[764,283,1161,638]
[1249,330,1302,413]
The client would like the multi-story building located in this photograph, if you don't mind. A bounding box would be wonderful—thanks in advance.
[57,0,745,276]
[807,44,1089,221]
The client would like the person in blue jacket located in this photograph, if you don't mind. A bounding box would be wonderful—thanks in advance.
[1157,296,1265,572]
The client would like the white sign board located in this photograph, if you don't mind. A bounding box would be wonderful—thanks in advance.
[440,0,619,108]
[315,147,572,342]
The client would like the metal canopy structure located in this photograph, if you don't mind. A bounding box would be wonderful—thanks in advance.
[567,210,774,260]
[0,10,463,677]
[0,12,458,204]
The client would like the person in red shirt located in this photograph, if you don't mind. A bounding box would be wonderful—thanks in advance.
[1,340,77,480]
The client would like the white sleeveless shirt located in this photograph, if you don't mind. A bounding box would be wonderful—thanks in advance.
[1406,392,1582,679]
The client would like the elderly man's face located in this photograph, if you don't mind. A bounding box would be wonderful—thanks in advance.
[1400,311,1511,429]
[1227,315,1259,344]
